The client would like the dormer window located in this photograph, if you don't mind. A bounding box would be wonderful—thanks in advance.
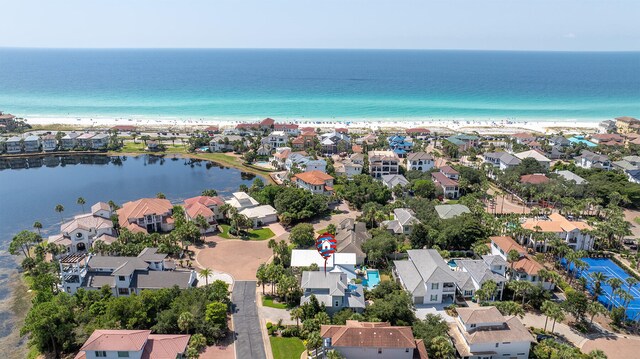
[470,324,476,328]
[75,233,83,238]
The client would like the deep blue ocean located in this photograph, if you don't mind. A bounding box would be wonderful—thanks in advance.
[0,48,638,121]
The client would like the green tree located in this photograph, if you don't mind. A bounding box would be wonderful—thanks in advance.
[290,307,304,328]
[54,204,65,224]
[412,179,436,198]
[201,189,218,197]
[326,223,337,235]
[412,314,449,354]
[587,301,607,326]
[205,301,228,327]
[20,294,76,358]
[493,301,525,318]
[156,192,166,199]
[178,311,196,334]
[305,331,323,354]
[199,268,212,286]
[590,272,608,300]
[9,230,41,259]
[289,223,316,248]
[193,214,210,242]
[507,249,521,281]
[256,263,269,294]
[474,280,498,302]
[33,221,43,235]
[429,335,454,359]
[77,197,86,213]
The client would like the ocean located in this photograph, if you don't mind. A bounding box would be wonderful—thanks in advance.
[0,48,638,121]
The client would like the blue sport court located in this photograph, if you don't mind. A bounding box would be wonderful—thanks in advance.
[574,258,640,320]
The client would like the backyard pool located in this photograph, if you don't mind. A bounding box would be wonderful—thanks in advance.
[362,269,380,288]
[447,259,458,269]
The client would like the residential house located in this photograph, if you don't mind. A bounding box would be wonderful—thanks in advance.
[59,248,196,295]
[615,116,640,134]
[512,132,536,145]
[183,196,224,233]
[291,131,316,150]
[335,219,369,265]
[300,271,365,313]
[627,170,640,184]
[320,132,351,154]
[549,136,571,147]
[381,174,410,190]
[238,205,278,228]
[117,198,175,233]
[209,134,244,152]
[285,153,326,173]
[261,130,289,149]
[273,123,300,135]
[368,150,400,178]
[432,172,460,199]
[575,150,612,170]
[520,174,550,185]
[393,249,458,304]
[405,127,430,136]
[382,208,420,235]
[23,135,41,152]
[446,134,480,151]
[590,133,624,146]
[555,170,587,185]
[225,191,260,211]
[61,132,81,150]
[612,155,640,172]
[514,150,551,169]
[490,236,553,290]
[256,144,271,156]
[434,204,471,220]
[387,134,414,157]
[483,152,521,170]
[48,203,114,254]
[270,147,292,169]
[6,136,22,153]
[293,170,334,195]
[90,133,110,149]
[75,329,190,359]
[599,120,616,133]
[334,159,363,179]
[41,134,58,152]
[406,152,434,172]
[449,306,534,359]
[349,152,365,165]
[260,117,275,130]
[439,165,460,180]
[522,213,594,251]
[452,256,506,299]
[321,321,428,359]
[292,250,357,280]
[77,133,95,149]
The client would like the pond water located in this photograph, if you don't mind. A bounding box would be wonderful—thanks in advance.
[0,154,259,346]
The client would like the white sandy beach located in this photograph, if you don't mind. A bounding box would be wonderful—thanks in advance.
[21,115,602,135]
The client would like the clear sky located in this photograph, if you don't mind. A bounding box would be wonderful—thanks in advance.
[0,0,638,51]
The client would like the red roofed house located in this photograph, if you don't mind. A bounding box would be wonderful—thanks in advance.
[204,125,219,133]
[117,198,175,233]
[110,125,137,133]
[432,171,459,199]
[520,174,550,185]
[260,117,275,129]
[335,127,348,134]
[321,321,429,359]
[293,170,334,195]
[292,131,316,150]
[75,329,189,359]
[183,195,225,233]
[274,123,300,135]
[405,127,430,136]
[490,236,554,290]
[438,165,459,180]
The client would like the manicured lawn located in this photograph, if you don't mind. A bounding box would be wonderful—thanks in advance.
[270,337,305,359]
[262,295,288,309]
[218,224,275,241]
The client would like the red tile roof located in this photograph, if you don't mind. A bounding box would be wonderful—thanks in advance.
[117,198,173,223]
[261,118,275,126]
[80,329,151,352]
[490,236,526,255]
[294,170,334,185]
[204,126,219,132]
[274,123,299,130]
[439,165,459,175]
[520,174,550,184]
[335,128,348,133]
[405,128,430,134]
[184,195,224,207]
[321,321,417,349]
[352,145,363,153]
[142,334,190,358]
[432,172,458,187]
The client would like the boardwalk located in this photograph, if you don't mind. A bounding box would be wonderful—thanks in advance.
[232,281,266,359]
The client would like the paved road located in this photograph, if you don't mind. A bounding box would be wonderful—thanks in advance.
[232,281,266,359]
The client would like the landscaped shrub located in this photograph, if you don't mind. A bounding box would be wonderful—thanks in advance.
[281,326,301,337]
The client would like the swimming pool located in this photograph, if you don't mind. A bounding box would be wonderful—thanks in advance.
[568,136,597,147]
[362,269,380,288]
[570,258,640,320]
[448,259,458,269]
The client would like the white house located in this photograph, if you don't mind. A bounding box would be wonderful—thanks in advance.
[575,150,612,171]
[77,329,190,359]
[48,203,114,254]
[432,171,460,199]
[381,174,410,190]
[6,136,22,153]
[334,159,363,178]
[483,152,521,170]
[300,271,365,313]
[238,205,278,228]
[368,150,400,178]
[90,133,109,149]
[452,256,507,299]
[209,134,245,152]
[291,250,357,280]
[292,170,334,195]
[225,191,260,211]
[321,321,429,359]
[382,208,420,235]
[521,213,594,252]
[406,152,434,172]
[393,249,458,305]
[515,150,551,169]
[262,130,289,149]
[449,306,534,359]
[61,132,80,150]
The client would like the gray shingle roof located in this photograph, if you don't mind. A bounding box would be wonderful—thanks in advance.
[394,208,420,226]
[407,152,433,162]
[381,174,410,188]
[435,204,471,219]
[407,249,457,283]
[555,170,587,185]
[131,270,194,289]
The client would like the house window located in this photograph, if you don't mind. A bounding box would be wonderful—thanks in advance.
[95,352,107,358]
[118,352,130,358]
[335,301,339,307]
[75,232,83,238]
[118,288,129,295]
[378,348,382,354]
[430,295,438,301]
[406,348,410,352]
[431,283,439,290]
[502,342,511,344]
[470,324,476,328]
[118,276,125,281]
[495,343,499,348]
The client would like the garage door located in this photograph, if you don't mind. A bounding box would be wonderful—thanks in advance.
[414,296,423,304]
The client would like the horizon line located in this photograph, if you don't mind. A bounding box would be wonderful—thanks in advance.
[1,46,639,53]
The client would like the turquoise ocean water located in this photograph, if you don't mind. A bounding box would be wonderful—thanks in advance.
[0,49,638,122]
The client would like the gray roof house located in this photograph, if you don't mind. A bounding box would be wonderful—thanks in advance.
[381,174,410,189]
[381,208,420,235]
[435,204,471,220]
[59,248,197,296]
[301,271,365,313]
[335,219,370,265]
[453,256,507,299]
[483,152,521,170]
[555,170,587,185]
[393,249,458,305]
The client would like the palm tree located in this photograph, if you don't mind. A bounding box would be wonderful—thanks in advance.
[590,272,608,300]
[77,197,86,213]
[587,301,607,326]
[616,288,634,319]
[607,277,624,310]
[290,307,303,329]
[429,336,454,359]
[54,204,65,224]
[194,215,210,243]
[626,277,638,293]
[33,221,42,235]
[541,301,555,331]
[199,268,212,286]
